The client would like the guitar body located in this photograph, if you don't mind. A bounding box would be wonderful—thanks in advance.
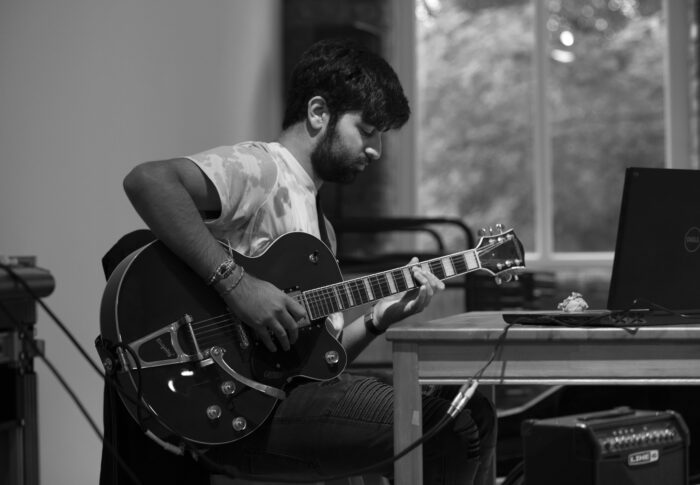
[100,232,348,446]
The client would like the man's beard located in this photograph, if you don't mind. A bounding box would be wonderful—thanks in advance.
[310,125,367,184]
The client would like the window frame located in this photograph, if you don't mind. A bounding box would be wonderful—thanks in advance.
[389,0,694,271]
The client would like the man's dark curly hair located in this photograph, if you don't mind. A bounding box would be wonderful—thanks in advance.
[282,38,410,131]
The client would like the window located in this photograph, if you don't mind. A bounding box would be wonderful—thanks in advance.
[407,0,698,268]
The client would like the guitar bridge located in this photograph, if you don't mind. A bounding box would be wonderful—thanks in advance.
[119,314,205,371]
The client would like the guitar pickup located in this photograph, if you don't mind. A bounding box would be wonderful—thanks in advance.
[119,314,204,371]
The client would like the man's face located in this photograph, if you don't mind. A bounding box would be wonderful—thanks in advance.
[310,112,382,184]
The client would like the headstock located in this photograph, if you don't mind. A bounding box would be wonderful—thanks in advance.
[475,224,526,284]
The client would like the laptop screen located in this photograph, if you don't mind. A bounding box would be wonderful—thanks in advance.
[607,167,700,311]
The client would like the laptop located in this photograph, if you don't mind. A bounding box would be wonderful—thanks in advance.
[504,166,700,327]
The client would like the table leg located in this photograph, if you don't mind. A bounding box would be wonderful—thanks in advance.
[483,384,497,485]
[393,342,422,485]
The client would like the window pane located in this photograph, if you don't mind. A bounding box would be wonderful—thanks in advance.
[691,0,699,170]
[549,0,665,251]
[416,0,535,249]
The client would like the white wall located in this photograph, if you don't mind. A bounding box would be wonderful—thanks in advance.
[0,1,282,483]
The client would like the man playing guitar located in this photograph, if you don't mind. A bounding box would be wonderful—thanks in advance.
[100,38,497,485]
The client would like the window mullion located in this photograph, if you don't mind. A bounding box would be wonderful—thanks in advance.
[533,0,553,261]
[663,0,691,169]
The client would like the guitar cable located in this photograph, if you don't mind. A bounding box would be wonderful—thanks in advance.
[189,325,513,484]
[0,261,512,485]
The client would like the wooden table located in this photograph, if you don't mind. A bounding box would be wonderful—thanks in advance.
[385,311,700,485]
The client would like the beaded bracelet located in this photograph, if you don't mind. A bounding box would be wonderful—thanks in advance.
[217,266,246,295]
[206,257,237,286]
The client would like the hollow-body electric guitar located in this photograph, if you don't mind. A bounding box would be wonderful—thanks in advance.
[98,228,524,447]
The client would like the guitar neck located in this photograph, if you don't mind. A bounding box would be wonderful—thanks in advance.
[302,248,481,320]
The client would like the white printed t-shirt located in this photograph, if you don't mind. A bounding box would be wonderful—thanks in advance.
[185,141,342,333]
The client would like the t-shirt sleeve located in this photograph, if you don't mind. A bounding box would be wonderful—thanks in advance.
[185,144,278,228]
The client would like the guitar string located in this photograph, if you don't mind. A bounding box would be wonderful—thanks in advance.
[215,239,506,321]
[302,241,504,312]
[190,239,511,343]
[189,291,311,335]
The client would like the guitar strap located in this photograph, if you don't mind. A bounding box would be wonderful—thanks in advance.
[315,193,331,247]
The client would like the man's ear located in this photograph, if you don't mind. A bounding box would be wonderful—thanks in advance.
[307,96,330,131]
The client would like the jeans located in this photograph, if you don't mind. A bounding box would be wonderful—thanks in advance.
[208,373,497,485]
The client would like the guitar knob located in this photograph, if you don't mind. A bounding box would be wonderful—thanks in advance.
[495,276,503,285]
[478,228,487,237]
[495,223,504,233]
[206,405,222,420]
[232,416,247,431]
[220,380,236,395]
[325,350,340,365]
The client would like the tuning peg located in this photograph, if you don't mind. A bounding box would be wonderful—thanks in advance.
[495,276,502,285]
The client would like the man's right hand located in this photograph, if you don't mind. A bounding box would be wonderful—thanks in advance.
[216,270,306,352]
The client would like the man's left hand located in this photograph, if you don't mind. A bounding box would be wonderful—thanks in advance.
[373,257,445,331]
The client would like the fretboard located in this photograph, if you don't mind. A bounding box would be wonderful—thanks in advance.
[302,248,481,320]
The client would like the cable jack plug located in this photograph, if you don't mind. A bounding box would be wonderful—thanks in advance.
[447,380,479,418]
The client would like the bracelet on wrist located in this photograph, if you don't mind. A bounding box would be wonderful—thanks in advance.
[217,266,246,295]
[364,305,385,336]
[206,257,237,286]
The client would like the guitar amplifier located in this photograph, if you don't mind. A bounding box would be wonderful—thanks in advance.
[521,407,689,485]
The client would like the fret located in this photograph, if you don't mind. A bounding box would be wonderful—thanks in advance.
[348,278,370,304]
[441,257,456,277]
[451,253,468,274]
[465,251,478,270]
[319,287,338,315]
[402,268,415,288]
[428,259,446,279]
[306,287,338,319]
[343,282,356,307]
[336,283,352,309]
[385,271,398,294]
[327,287,342,312]
[305,290,323,319]
[331,286,345,310]
[392,269,408,292]
[362,278,374,301]
[368,274,391,299]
